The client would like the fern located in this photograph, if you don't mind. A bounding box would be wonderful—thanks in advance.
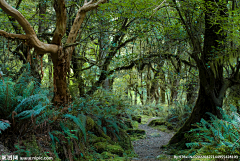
[63,114,86,141]
[59,121,78,140]
[49,132,60,159]
[13,94,49,113]
[0,120,11,133]
[12,94,50,120]
[186,106,240,156]
[0,64,51,136]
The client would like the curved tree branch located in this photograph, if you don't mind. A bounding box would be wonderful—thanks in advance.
[0,0,58,54]
[0,30,27,40]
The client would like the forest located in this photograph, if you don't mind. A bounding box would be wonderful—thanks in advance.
[0,0,240,160]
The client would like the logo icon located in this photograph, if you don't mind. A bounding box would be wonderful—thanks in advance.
[13,155,18,160]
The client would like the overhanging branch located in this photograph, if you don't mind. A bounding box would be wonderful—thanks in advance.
[0,0,59,54]
[0,30,28,40]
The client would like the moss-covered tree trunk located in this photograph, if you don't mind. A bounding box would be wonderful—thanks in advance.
[186,81,198,105]
[168,0,231,148]
[150,72,159,104]
[170,77,179,104]
[159,70,166,104]
[168,81,224,146]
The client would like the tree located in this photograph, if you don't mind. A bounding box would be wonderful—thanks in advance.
[0,0,107,107]
[167,0,240,148]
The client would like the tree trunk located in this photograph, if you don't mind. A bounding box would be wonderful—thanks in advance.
[150,73,159,104]
[6,0,42,86]
[168,0,229,148]
[146,81,151,104]
[0,0,107,107]
[51,50,70,106]
[170,77,179,104]
[168,82,223,146]
[48,56,53,89]
[160,86,166,104]
[134,86,138,105]
[102,77,114,90]
[228,84,240,114]
[71,48,85,97]
[186,81,198,105]
[154,89,160,105]
[86,18,137,95]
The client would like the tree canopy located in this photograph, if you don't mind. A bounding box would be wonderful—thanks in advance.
[0,0,240,160]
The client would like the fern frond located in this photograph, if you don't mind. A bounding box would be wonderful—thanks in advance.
[106,119,119,134]
[13,94,49,114]
[59,122,78,140]
[0,120,11,133]
[15,105,48,120]
[187,105,240,156]
[63,114,86,141]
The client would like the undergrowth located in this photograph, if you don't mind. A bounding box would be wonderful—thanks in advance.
[166,101,194,130]
[182,105,240,160]
[0,67,136,160]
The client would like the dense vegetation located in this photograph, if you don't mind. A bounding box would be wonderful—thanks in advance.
[0,0,239,160]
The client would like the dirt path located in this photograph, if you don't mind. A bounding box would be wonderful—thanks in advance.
[131,117,174,161]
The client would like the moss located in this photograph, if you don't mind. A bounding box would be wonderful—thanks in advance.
[88,135,107,144]
[101,151,118,159]
[124,119,133,129]
[94,142,124,156]
[160,145,168,149]
[126,129,145,135]
[154,125,168,132]
[142,110,153,116]
[165,122,174,130]
[94,142,108,153]
[106,144,124,156]
[86,116,95,131]
[132,121,138,129]
[132,115,141,123]
[118,129,133,150]
[156,154,171,160]
[148,119,165,126]
[94,125,113,144]
[140,115,154,124]
[127,129,146,141]
[129,133,146,141]
[148,119,174,131]
[123,149,138,158]
[150,132,161,137]
[107,157,128,161]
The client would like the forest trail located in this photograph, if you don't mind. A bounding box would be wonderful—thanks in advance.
[131,117,174,161]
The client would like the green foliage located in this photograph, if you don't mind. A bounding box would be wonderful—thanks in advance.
[185,106,240,156]
[72,89,132,118]
[63,114,86,141]
[14,135,48,158]
[166,101,193,129]
[0,64,51,133]
[0,120,10,134]
[132,104,165,117]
